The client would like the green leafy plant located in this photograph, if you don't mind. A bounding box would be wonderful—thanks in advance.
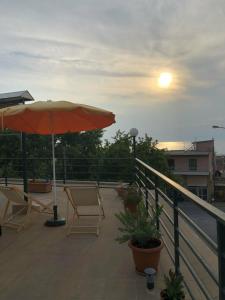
[123,184,142,205]
[161,269,185,300]
[115,201,163,248]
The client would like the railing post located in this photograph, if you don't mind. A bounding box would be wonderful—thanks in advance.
[132,157,136,184]
[155,176,159,230]
[31,159,35,180]
[217,221,225,300]
[4,167,8,186]
[144,168,148,210]
[173,194,180,276]
[21,132,28,194]
[63,147,66,185]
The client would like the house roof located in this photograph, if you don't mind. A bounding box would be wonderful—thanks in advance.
[192,139,214,144]
[165,150,210,156]
[0,90,34,106]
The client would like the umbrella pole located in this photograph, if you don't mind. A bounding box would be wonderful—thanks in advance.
[45,134,66,227]
[52,133,57,219]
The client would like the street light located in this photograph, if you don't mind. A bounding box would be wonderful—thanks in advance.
[129,128,138,157]
[212,125,225,129]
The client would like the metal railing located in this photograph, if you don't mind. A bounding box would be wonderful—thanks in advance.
[1,155,225,298]
[135,158,225,300]
[0,157,133,185]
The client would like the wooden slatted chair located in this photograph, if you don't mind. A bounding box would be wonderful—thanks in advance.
[64,186,105,236]
[0,186,52,232]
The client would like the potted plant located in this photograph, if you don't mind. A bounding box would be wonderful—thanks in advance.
[115,181,128,198]
[28,179,52,193]
[123,185,142,213]
[160,269,185,299]
[116,202,163,274]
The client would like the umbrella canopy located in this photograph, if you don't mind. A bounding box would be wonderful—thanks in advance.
[0,100,115,134]
[0,100,115,226]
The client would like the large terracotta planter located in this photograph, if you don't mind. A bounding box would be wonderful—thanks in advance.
[116,186,128,198]
[128,239,163,274]
[160,290,185,299]
[28,181,52,193]
[124,202,138,213]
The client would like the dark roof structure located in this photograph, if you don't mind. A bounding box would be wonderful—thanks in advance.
[165,150,210,156]
[0,90,34,108]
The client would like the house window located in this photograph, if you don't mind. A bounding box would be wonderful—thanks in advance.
[189,186,198,196]
[199,187,207,200]
[189,158,197,171]
[168,159,175,170]
[188,186,207,200]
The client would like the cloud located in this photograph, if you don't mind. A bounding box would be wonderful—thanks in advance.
[1,0,225,151]
[8,50,148,78]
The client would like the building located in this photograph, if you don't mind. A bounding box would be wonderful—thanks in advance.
[0,90,34,108]
[165,140,215,201]
[0,90,34,194]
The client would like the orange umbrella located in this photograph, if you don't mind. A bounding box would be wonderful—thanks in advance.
[0,100,115,226]
[0,100,115,134]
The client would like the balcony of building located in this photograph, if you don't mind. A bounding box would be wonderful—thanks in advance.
[1,157,225,300]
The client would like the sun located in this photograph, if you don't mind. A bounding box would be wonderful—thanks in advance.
[158,72,173,88]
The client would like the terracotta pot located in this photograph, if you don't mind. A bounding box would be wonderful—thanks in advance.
[28,181,52,193]
[160,290,167,299]
[160,290,185,299]
[124,202,138,213]
[128,239,163,274]
[116,186,128,198]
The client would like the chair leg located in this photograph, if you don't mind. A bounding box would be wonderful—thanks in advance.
[96,227,100,236]
[101,205,105,218]
[2,200,10,224]
[67,210,77,236]
[17,201,32,232]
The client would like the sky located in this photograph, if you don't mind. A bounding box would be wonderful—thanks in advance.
[1,0,225,153]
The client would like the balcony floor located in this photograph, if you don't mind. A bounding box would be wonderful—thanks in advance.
[0,187,169,300]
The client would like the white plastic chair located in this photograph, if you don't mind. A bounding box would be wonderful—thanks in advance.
[64,186,105,236]
[0,186,52,232]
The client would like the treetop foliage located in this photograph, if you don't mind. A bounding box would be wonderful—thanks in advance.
[0,129,170,181]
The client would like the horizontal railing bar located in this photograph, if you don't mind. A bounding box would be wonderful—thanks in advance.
[161,236,174,263]
[147,189,155,201]
[179,248,214,300]
[147,201,156,215]
[161,233,197,300]
[160,218,174,244]
[145,176,155,189]
[161,234,196,300]
[136,158,225,224]
[158,191,218,284]
[161,207,174,226]
[157,188,174,207]
[183,279,196,300]
[135,167,147,182]
[139,188,146,198]
[135,174,145,189]
[179,229,218,285]
[136,180,141,190]
[0,157,133,161]
[178,208,217,253]
[135,166,155,188]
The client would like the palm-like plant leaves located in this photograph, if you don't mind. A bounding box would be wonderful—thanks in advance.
[115,201,163,248]
[163,269,185,299]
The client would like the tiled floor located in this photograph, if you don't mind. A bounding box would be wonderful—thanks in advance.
[0,187,167,300]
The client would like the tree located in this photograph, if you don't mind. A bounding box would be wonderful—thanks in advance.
[0,128,172,183]
[0,130,22,178]
[55,130,104,180]
[136,135,169,174]
[100,131,170,182]
[0,129,104,181]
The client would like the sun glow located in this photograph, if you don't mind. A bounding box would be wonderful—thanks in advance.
[158,72,173,88]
